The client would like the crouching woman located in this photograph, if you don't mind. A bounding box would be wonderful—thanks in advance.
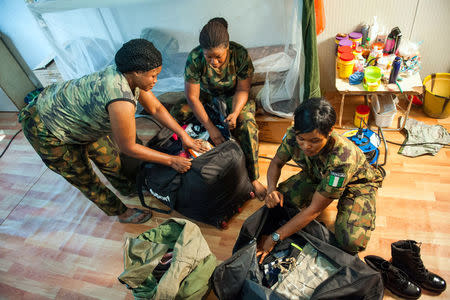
[257,97,383,262]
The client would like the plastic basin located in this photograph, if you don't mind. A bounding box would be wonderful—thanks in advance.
[423,73,450,118]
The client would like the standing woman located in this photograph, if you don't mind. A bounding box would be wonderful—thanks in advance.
[19,39,205,224]
[171,17,266,200]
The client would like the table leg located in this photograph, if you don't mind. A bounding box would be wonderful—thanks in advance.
[383,93,414,131]
[338,93,345,128]
[399,93,413,131]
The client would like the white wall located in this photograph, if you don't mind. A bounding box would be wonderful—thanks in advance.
[0,88,18,112]
[110,0,294,52]
[317,0,450,92]
[0,1,53,69]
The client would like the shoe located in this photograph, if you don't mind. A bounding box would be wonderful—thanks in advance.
[392,240,446,294]
[364,255,421,299]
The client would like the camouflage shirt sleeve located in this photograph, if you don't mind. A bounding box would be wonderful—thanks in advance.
[275,126,296,163]
[234,45,254,80]
[316,141,358,199]
[184,47,203,84]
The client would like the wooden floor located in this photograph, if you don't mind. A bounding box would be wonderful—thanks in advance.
[0,92,449,299]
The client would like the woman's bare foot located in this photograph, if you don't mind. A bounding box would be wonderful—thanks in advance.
[252,180,267,201]
[118,207,152,224]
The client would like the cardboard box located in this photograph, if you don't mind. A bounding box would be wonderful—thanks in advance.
[256,114,293,143]
[33,57,64,87]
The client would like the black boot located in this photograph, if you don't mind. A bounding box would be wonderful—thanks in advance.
[365,255,421,299]
[392,240,447,294]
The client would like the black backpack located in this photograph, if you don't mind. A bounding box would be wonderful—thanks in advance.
[136,128,253,229]
[212,204,384,300]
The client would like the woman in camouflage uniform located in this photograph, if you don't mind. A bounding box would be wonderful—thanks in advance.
[257,98,383,262]
[170,17,266,200]
[18,39,206,224]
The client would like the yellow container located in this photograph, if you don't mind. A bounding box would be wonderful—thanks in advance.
[354,104,370,127]
[363,66,381,91]
[337,53,355,79]
[422,73,450,118]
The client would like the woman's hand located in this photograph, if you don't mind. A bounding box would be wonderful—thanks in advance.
[256,235,277,264]
[169,156,192,173]
[225,112,238,130]
[181,135,209,153]
[208,126,226,146]
[265,190,284,208]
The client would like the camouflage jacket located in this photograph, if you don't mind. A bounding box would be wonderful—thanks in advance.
[35,65,139,144]
[276,127,383,199]
[184,41,254,98]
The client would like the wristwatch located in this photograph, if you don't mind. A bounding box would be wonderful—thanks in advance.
[271,232,280,243]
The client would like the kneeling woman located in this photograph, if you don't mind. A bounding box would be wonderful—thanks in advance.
[257,97,383,262]
[170,17,266,199]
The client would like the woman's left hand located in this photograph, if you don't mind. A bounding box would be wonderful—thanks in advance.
[182,136,209,153]
[225,113,238,130]
[256,235,276,264]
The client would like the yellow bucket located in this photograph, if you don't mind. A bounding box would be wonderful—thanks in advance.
[423,73,450,118]
[337,53,355,79]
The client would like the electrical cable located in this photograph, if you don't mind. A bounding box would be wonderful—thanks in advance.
[0,129,22,159]
[385,139,450,147]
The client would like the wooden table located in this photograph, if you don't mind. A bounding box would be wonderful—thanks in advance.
[335,72,423,130]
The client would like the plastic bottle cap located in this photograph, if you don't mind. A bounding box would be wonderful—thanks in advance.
[335,34,348,41]
[338,46,353,54]
[349,32,363,40]
[354,46,363,53]
[339,39,353,47]
[372,42,384,50]
[339,52,354,61]
[356,104,370,114]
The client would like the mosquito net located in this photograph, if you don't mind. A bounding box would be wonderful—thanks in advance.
[27,0,313,117]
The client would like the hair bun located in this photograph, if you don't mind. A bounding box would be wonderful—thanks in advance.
[208,17,228,30]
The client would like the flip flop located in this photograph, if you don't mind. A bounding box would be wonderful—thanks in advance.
[119,208,152,224]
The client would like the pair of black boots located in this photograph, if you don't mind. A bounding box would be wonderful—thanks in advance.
[365,240,446,299]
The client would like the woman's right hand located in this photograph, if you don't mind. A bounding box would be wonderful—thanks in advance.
[264,190,284,208]
[208,126,226,146]
[169,156,192,173]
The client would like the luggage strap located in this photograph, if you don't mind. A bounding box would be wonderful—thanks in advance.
[136,166,173,215]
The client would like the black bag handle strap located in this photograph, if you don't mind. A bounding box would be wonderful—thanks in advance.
[253,206,270,240]
[136,166,173,215]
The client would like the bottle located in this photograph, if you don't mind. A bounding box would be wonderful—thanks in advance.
[369,16,379,47]
[389,56,402,83]
[393,31,402,54]
[384,27,402,54]
[361,24,370,46]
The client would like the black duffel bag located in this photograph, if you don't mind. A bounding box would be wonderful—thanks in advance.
[137,135,253,229]
[212,204,384,299]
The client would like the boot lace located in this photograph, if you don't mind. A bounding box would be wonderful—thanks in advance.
[390,267,409,289]
[412,242,430,280]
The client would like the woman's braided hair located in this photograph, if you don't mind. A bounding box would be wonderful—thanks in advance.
[199,17,229,50]
[115,39,162,73]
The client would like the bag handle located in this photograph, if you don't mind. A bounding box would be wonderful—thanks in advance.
[136,166,173,214]
[253,206,270,240]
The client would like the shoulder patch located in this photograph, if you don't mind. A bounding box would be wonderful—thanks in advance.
[328,171,346,187]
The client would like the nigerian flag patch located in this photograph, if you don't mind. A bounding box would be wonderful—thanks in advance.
[328,172,345,187]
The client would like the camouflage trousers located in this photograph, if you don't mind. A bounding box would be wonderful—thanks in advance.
[18,101,134,216]
[170,95,260,181]
[278,172,377,254]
